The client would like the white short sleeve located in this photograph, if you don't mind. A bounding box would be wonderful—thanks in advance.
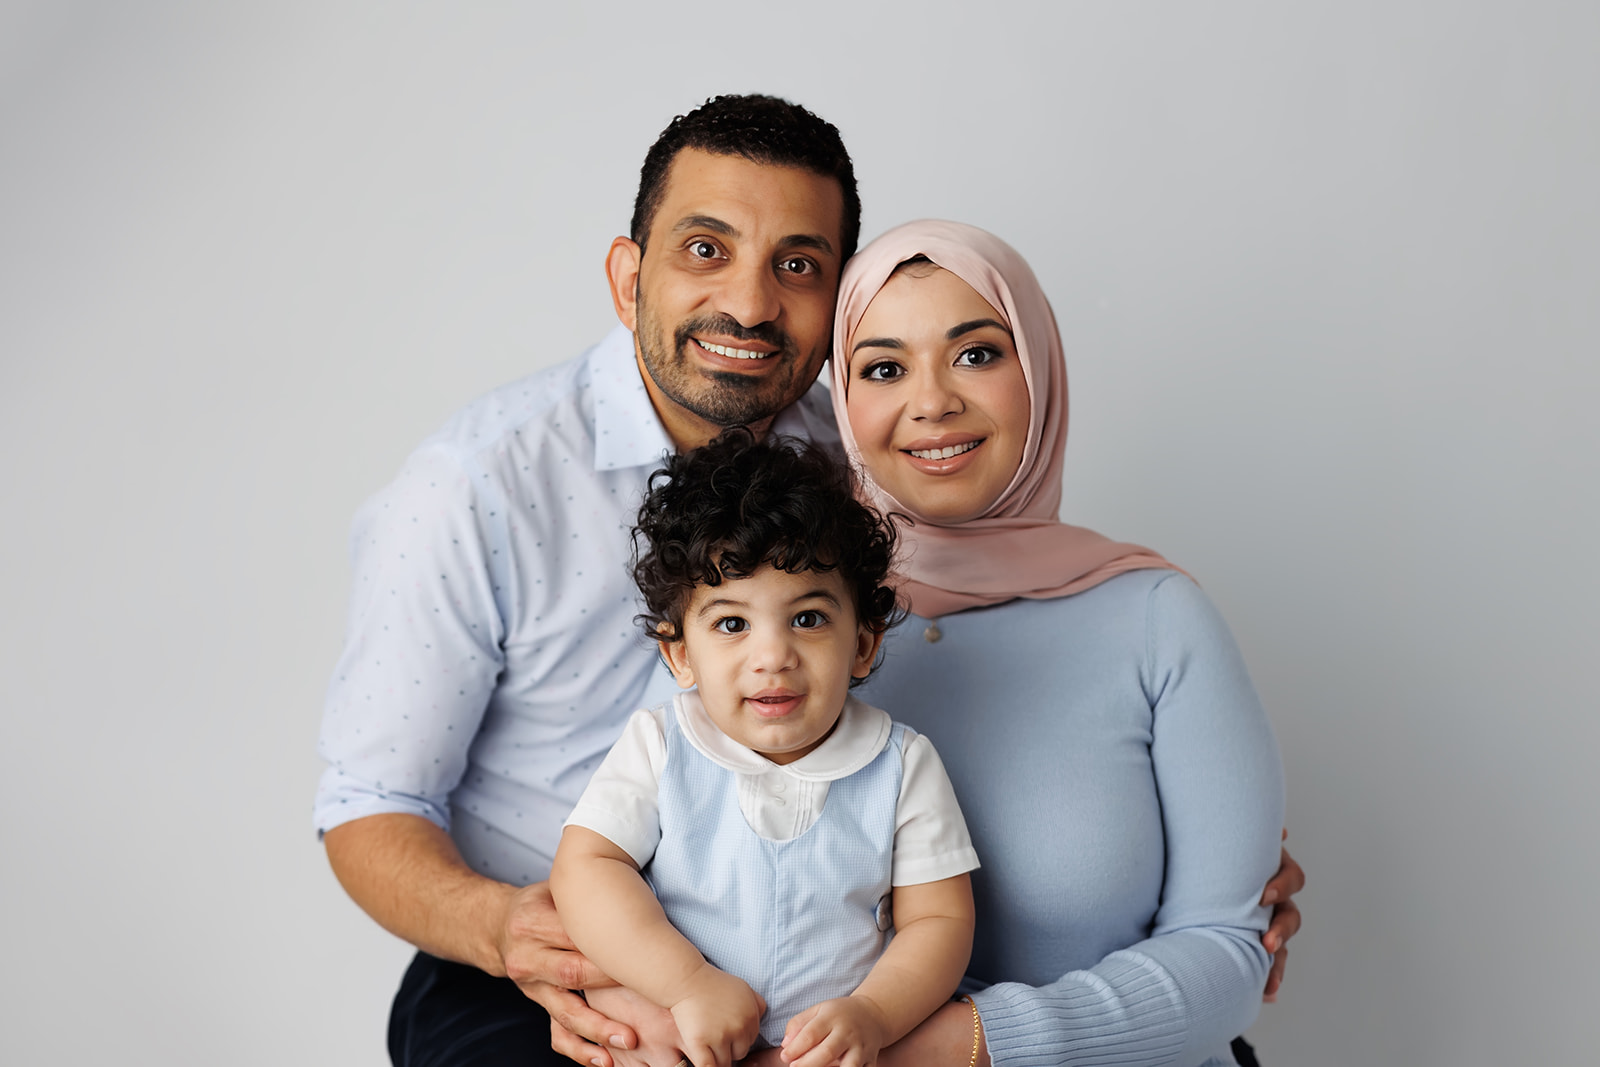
[891,731,981,886]
[562,707,670,867]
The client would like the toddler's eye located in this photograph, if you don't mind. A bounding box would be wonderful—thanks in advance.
[793,610,826,629]
[714,617,748,634]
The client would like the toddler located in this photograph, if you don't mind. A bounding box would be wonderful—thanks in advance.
[551,431,979,1067]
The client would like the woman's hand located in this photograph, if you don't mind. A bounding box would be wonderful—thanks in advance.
[1259,829,1307,1001]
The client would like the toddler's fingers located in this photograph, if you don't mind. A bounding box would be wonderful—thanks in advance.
[782,1005,819,1045]
[786,1031,851,1067]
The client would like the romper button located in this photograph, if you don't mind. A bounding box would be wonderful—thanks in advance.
[772,780,787,793]
[772,797,786,807]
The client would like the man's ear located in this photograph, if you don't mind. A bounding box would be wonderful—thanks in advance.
[851,625,885,680]
[659,629,696,689]
[605,236,642,332]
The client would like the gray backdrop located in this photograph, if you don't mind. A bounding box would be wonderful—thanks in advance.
[2,2,1595,1063]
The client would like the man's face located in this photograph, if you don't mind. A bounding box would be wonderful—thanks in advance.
[617,149,845,446]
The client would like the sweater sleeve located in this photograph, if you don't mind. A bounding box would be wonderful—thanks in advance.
[971,574,1286,1067]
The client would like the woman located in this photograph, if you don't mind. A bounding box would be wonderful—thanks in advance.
[826,220,1286,1067]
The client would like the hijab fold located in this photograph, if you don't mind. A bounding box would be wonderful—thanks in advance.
[829,220,1181,618]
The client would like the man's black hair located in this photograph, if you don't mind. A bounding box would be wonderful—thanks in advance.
[630,94,860,260]
[632,430,900,683]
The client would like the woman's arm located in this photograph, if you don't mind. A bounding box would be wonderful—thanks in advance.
[778,874,975,1067]
[972,575,1285,1066]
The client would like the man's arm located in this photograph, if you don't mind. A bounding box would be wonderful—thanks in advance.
[324,813,638,1056]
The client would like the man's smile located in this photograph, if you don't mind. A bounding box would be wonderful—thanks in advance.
[697,339,776,360]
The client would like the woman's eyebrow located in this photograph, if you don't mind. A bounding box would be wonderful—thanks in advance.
[851,336,905,354]
[947,317,1011,339]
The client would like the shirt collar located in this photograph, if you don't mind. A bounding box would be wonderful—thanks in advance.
[589,325,674,472]
[674,690,892,781]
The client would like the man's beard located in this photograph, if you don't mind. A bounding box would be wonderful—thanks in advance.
[634,288,811,429]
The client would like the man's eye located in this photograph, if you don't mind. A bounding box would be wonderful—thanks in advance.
[859,361,903,382]
[956,345,1002,367]
[779,257,815,275]
[793,610,826,629]
[713,617,747,634]
[690,240,721,259]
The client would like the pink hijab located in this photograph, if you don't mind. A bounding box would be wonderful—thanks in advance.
[830,219,1182,618]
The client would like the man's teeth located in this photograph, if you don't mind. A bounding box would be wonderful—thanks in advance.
[909,441,980,460]
[699,340,770,360]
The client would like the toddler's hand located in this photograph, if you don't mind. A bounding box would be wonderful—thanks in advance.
[780,996,889,1067]
[668,966,765,1067]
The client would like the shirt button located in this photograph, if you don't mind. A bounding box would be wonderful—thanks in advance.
[772,797,787,807]
[772,780,787,793]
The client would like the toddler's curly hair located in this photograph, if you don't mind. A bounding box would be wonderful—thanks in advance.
[632,430,901,680]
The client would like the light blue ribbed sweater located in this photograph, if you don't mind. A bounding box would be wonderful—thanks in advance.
[856,570,1285,1067]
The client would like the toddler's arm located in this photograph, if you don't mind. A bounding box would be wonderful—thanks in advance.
[779,872,975,1067]
[550,825,765,1067]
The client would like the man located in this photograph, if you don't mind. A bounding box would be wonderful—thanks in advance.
[318,94,1301,1067]
[317,95,859,1066]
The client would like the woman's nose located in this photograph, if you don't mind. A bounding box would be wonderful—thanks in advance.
[909,369,963,420]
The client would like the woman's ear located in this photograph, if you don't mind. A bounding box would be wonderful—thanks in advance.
[851,625,885,680]
[659,627,696,689]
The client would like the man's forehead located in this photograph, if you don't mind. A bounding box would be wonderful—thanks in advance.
[653,149,844,246]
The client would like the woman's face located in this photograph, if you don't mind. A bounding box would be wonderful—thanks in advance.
[845,266,1031,524]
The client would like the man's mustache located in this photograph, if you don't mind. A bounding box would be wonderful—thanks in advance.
[674,314,793,357]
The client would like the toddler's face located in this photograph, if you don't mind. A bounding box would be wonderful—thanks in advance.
[662,564,882,764]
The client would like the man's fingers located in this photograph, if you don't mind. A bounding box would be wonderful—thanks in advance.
[1262,898,1302,955]
[528,982,637,1054]
[507,943,615,992]
[550,1012,612,1067]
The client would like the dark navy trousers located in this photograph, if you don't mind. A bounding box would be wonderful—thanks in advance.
[389,952,569,1066]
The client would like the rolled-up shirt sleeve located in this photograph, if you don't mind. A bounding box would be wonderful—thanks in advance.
[314,444,511,836]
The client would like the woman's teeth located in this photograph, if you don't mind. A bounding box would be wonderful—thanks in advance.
[699,340,769,359]
[909,441,980,460]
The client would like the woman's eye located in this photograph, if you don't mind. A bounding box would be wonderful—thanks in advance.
[793,610,826,629]
[858,361,904,383]
[713,617,748,634]
[955,345,1002,367]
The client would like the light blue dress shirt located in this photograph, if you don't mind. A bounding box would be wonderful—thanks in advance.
[314,325,840,884]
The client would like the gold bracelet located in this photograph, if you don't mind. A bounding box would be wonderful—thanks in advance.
[962,994,982,1067]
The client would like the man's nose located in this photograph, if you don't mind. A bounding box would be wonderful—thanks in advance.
[719,258,782,328]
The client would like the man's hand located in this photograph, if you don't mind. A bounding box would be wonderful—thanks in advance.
[780,995,891,1067]
[494,881,640,1057]
[323,815,639,1061]
[567,986,689,1067]
[1259,830,1306,1001]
